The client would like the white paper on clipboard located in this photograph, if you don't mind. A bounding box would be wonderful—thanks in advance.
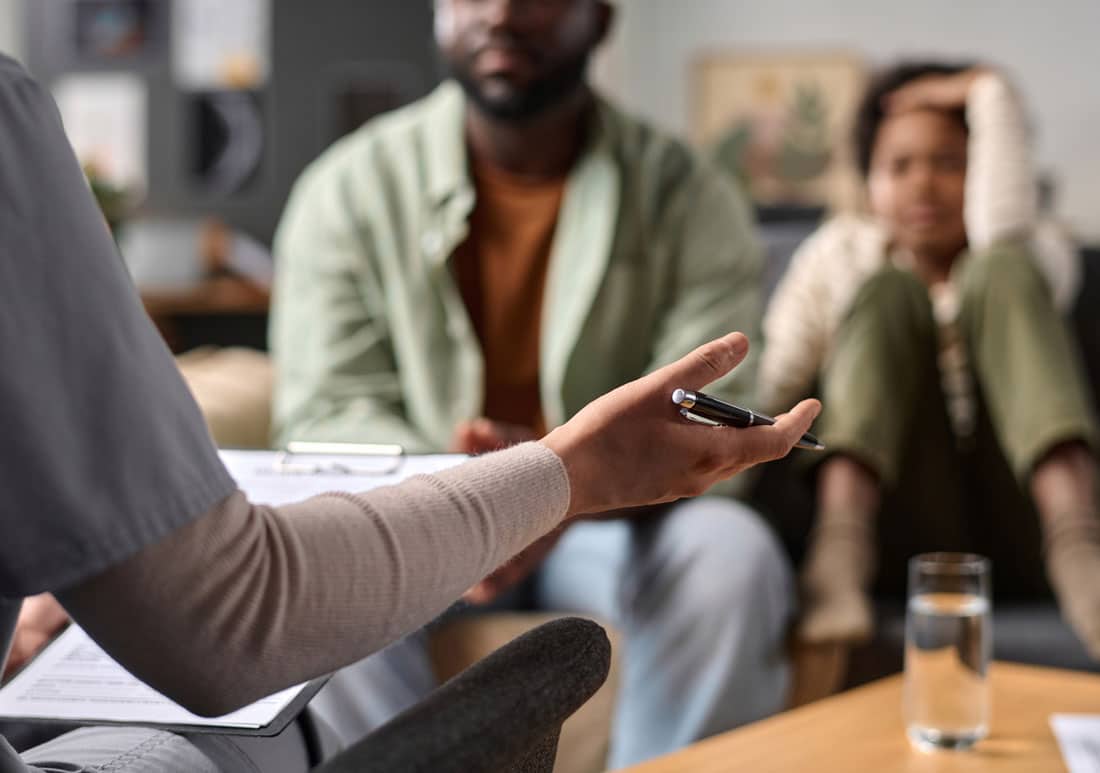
[218,449,470,506]
[0,625,304,730]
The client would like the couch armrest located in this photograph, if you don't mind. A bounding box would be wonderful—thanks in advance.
[313,617,611,773]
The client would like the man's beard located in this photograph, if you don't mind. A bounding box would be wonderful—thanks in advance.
[446,50,591,123]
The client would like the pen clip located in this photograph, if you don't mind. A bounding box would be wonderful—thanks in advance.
[679,408,724,427]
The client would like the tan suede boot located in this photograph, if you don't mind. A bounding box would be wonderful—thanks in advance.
[1045,514,1100,661]
[797,507,876,644]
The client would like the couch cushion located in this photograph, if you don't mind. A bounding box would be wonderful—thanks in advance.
[176,347,273,449]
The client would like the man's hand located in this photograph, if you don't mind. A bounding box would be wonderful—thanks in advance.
[450,418,539,455]
[458,334,821,600]
[463,528,565,605]
[462,503,661,605]
[3,594,69,679]
[541,332,821,520]
[448,420,546,600]
[883,67,990,115]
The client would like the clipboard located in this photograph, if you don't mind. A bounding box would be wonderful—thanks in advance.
[219,447,470,508]
[271,440,407,475]
[0,625,328,737]
[0,680,331,738]
[168,679,327,737]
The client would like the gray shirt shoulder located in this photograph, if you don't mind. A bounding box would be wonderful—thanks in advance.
[0,55,235,598]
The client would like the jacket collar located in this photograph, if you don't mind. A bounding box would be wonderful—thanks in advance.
[422,81,470,209]
[420,81,623,427]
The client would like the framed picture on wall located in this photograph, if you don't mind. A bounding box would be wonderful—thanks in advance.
[694,52,867,212]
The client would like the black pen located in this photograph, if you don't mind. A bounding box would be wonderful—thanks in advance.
[671,388,825,451]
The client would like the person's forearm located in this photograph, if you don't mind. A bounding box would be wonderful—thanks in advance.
[965,71,1037,248]
[758,232,833,416]
[58,443,568,717]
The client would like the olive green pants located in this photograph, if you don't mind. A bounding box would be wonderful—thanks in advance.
[760,245,1097,598]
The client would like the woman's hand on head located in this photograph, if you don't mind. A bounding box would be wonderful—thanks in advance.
[541,332,821,519]
[883,67,992,114]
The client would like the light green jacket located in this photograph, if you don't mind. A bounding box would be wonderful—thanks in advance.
[271,81,764,453]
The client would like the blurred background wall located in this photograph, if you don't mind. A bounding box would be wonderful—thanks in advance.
[8,1,438,246]
[597,0,1100,241]
[0,0,25,64]
[2,0,1097,242]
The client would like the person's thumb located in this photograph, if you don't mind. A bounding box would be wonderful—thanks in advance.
[659,332,750,391]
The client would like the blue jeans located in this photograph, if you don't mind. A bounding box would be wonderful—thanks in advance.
[310,497,795,769]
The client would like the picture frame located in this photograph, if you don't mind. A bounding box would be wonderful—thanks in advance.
[694,51,867,212]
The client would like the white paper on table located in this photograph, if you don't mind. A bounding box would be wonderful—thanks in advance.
[173,0,270,90]
[53,74,147,192]
[1051,714,1100,773]
[218,450,470,506]
[0,626,302,729]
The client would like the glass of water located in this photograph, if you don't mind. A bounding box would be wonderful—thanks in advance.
[903,552,992,751]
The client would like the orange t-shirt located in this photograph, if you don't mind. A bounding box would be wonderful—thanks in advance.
[451,159,567,436]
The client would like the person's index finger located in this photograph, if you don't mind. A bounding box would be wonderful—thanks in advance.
[659,332,750,392]
[693,333,749,383]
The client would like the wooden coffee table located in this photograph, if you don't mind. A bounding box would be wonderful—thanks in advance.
[623,663,1100,772]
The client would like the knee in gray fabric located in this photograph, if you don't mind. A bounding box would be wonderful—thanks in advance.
[19,728,220,773]
[19,722,312,773]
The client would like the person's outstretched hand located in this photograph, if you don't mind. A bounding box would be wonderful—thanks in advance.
[542,332,821,520]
